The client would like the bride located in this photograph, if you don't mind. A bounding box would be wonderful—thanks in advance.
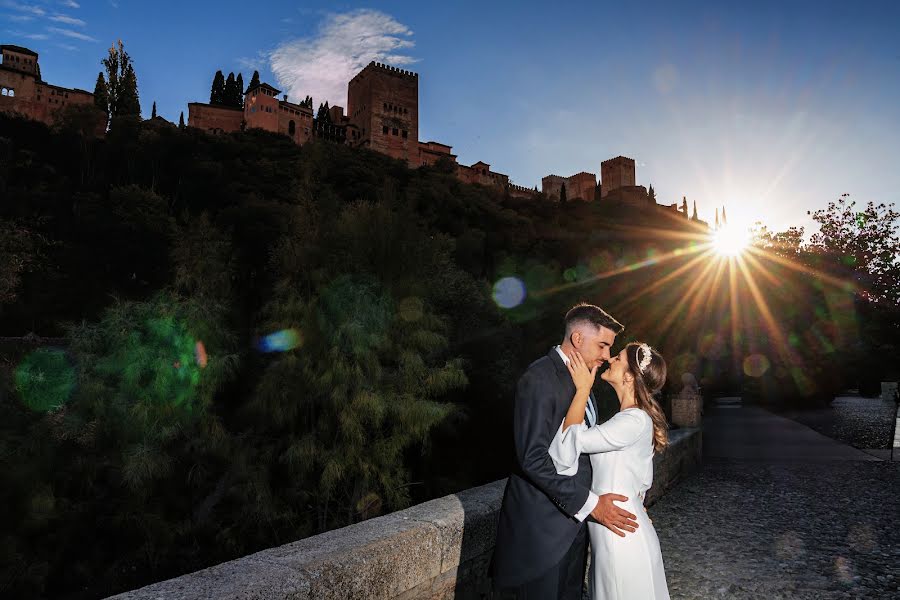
[550,342,671,599]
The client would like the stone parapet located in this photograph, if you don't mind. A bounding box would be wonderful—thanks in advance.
[108,429,701,600]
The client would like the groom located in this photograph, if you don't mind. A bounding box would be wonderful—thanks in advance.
[492,303,638,598]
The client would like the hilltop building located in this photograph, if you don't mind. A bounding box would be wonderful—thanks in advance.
[1,42,714,225]
[0,45,103,133]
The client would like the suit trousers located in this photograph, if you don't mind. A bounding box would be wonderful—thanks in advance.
[494,521,588,600]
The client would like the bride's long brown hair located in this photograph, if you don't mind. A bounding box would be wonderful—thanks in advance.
[624,342,669,453]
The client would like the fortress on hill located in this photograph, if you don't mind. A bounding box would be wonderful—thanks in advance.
[188,61,671,208]
[1,44,713,223]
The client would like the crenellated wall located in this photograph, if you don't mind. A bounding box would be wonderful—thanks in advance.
[107,428,701,600]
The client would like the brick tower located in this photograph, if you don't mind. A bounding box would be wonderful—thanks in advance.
[600,156,636,198]
[347,62,419,165]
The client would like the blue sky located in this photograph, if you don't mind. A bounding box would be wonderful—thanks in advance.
[4,0,899,232]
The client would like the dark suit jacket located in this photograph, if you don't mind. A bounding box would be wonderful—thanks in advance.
[491,348,599,587]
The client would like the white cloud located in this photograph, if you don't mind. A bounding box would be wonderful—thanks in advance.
[48,26,96,41]
[6,13,34,21]
[49,14,86,26]
[6,28,48,40]
[269,9,417,107]
[3,2,45,16]
[61,0,80,7]
[57,42,77,51]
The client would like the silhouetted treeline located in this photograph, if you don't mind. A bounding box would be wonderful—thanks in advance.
[0,113,895,599]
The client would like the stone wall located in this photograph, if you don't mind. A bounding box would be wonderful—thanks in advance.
[108,428,701,600]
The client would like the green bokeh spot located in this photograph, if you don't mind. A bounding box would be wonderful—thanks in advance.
[15,348,76,412]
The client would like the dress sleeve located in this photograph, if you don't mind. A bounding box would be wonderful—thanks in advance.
[549,422,587,476]
[550,410,648,474]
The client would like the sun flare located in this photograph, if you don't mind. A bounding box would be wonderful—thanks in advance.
[711,226,750,257]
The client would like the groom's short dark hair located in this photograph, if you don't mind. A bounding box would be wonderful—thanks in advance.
[565,303,624,335]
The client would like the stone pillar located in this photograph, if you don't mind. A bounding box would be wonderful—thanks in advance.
[671,373,702,428]
[882,381,898,403]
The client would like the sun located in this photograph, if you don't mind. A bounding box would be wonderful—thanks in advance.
[711,225,750,257]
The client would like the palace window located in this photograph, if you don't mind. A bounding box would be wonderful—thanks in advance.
[401,130,407,139]
[289,120,296,135]
[392,128,398,135]
[383,126,388,134]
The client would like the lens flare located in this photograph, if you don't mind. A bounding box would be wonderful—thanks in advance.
[743,354,771,377]
[257,328,302,353]
[194,340,208,368]
[492,277,527,309]
[14,348,76,412]
[711,226,749,257]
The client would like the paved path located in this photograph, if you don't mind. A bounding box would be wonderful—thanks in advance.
[650,402,899,599]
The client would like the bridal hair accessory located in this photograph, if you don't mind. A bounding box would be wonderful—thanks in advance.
[637,344,653,373]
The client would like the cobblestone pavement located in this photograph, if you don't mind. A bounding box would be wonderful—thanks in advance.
[777,396,897,450]
[651,458,900,599]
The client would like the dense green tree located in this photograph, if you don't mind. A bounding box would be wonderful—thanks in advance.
[681,196,688,215]
[316,101,332,123]
[210,70,225,105]
[224,72,237,106]
[808,195,900,306]
[648,183,656,204]
[692,200,698,220]
[559,182,567,204]
[92,72,109,120]
[151,101,157,119]
[102,40,141,121]
[248,70,260,90]
[178,111,185,128]
[235,73,244,108]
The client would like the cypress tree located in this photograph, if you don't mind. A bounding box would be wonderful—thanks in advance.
[93,72,109,122]
[681,196,688,215]
[151,101,157,119]
[248,70,260,91]
[210,70,225,105]
[118,63,141,117]
[178,111,185,129]
[692,200,698,220]
[102,40,140,120]
[224,72,237,106]
[559,182,567,205]
[235,73,244,108]
[648,184,657,204]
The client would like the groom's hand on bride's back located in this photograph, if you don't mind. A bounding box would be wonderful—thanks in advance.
[590,493,638,537]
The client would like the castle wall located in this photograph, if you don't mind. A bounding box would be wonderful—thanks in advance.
[604,184,649,205]
[542,171,597,201]
[418,141,457,167]
[277,101,313,145]
[348,62,419,165]
[187,103,243,134]
[1,63,97,130]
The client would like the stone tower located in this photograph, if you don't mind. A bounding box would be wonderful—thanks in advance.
[600,156,636,198]
[347,62,419,165]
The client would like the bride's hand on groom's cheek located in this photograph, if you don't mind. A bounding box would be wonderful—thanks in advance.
[566,351,598,393]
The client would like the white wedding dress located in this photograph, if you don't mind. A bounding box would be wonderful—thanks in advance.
[550,408,670,600]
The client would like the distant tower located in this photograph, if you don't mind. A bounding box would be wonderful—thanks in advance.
[347,62,419,165]
[1,44,40,76]
[715,207,720,229]
[600,156,636,198]
[243,80,281,132]
[721,206,728,226]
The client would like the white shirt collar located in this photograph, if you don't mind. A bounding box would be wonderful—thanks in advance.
[554,345,570,365]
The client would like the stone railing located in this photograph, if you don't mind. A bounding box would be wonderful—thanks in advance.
[109,428,701,600]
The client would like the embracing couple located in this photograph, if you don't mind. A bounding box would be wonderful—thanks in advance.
[492,303,670,599]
